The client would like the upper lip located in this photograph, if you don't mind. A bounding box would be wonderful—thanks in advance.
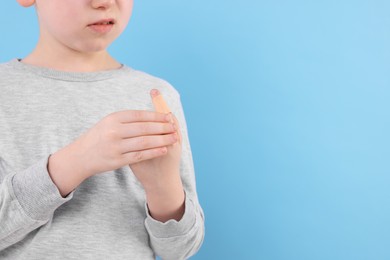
[88,18,116,26]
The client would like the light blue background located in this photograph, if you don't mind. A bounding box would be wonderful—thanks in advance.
[2,1,390,259]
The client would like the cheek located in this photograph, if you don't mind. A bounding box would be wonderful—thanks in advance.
[41,6,81,35]
[118,2,133,31]
[121,0,134,20]
[53,11,85,38]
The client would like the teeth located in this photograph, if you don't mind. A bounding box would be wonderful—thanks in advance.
[95,21,112,25]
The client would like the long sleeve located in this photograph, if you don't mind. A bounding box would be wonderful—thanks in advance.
[0,155,73,251]
[144,89,205,260]
[0,59,204,259]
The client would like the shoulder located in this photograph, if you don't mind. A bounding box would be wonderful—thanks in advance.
[0,59,28,86]
[0,59,35,82]
[121,65,180,99]
[0,59,18,74]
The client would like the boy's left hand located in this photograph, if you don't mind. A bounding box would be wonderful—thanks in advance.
[129,89,185,222]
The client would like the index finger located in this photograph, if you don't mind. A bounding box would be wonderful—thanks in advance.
[151,89,171,113]
[150,89,182,144]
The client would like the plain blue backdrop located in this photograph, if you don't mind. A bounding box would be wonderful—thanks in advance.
[2,1,390,259]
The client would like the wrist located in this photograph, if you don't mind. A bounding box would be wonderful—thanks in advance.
[47,142,91,197]
[145,176,185,222]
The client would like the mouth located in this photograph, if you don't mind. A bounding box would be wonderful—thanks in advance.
[88,19,116,34]
[89,19,116,26]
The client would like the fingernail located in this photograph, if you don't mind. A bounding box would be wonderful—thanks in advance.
[151,89,159,97]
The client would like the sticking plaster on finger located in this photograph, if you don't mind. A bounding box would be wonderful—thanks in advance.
[152,95,171,114]
[151,89,182,143]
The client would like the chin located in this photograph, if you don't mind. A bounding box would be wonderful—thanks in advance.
[80,44,111,54]
[73,38,115,54]
[85,46,109,53]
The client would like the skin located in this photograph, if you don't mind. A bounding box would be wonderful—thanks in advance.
[16,0,185,222]
[152,89,182,143]
[18,0,132,72]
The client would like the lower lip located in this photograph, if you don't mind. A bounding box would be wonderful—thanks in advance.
[88,24,114,34]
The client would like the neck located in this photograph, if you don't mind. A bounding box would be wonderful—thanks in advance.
[21,39,121,72]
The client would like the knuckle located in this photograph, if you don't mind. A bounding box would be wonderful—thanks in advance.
[168,133,177,143]
[106,128,119,140]
[105,111,117,122]
[137,136,148,148]
[132,110,143,121]
[164,123,171,132]
[133,151,143,162]
[139,123,149,135]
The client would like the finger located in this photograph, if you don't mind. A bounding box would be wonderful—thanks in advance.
[117,122,176,138]
[113,110,171,123]
[119,133,179,154]
[124,147,168,165]
[150,89,182,143]
[151,89,171,113]
[171,114,182,144]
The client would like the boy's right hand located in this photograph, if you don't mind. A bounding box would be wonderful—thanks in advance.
[48,109,177,197]
[76,110,177,177]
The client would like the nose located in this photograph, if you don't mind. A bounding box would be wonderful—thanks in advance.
[91,0,115,10]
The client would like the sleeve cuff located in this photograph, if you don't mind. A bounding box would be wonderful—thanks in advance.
[144,194,197,238]
[10,154,74,221]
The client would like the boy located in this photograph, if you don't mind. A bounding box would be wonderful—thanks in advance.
[0,0,204,259]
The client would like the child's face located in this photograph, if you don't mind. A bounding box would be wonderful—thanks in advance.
[23,0,133,53]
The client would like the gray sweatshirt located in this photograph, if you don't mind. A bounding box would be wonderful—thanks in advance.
[0,59,204,260]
